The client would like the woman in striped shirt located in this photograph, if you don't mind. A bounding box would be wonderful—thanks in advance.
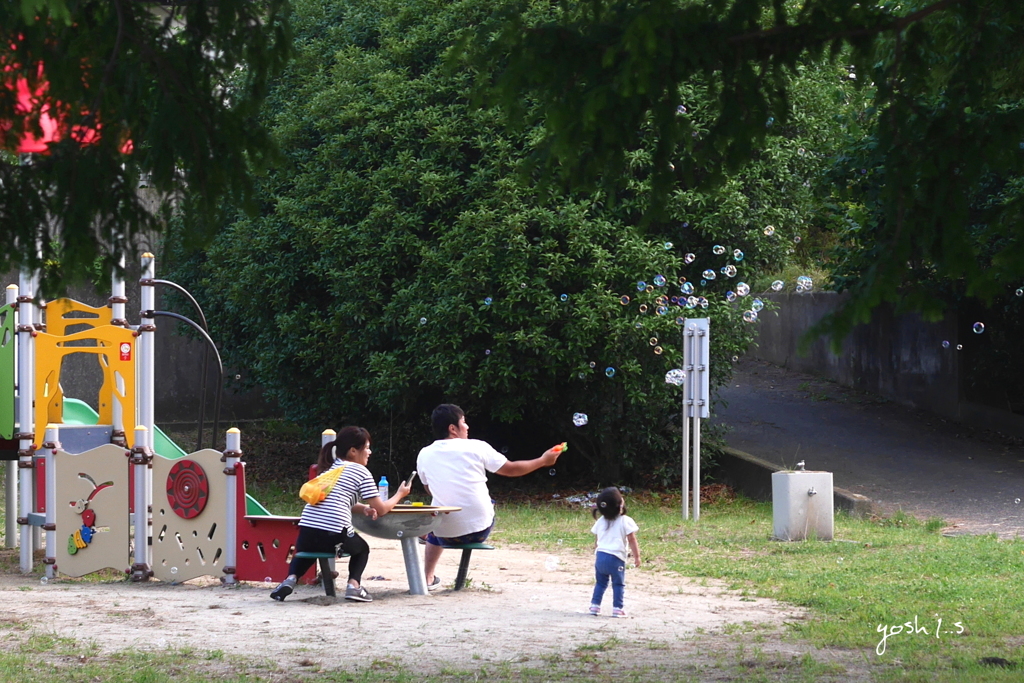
[271,426,411,602]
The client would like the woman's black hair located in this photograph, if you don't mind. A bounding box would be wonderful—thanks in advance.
[317,426,370,474]
[592,487,625,523]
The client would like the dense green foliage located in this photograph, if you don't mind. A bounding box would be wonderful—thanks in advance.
[468,0,1024,346]
[0,0,291,293]
[167,0,855,484]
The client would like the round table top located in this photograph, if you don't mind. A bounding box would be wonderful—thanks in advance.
[388,504,461,514]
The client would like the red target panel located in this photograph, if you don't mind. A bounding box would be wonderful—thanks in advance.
[166,460,209,519]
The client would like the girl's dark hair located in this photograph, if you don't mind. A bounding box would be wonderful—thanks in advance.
[592,487,625,522]
[317,426,371,473]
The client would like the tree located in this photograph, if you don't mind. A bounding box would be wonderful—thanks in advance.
[165,0,853,483]
[0,0,292,292]
[463,0,1024,344]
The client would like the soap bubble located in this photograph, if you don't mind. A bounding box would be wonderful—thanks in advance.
[589,361,596,368]
[484,297,492,305]
[700,279,707,287]
[40,576,48,585]
[655,295,668,306]
[766,116,775,127]
[731,355,739,362]
[1016,498,1021,504]
[636,281,647,291]
[560,294,568,302]
[794,235,802,244]
[697,297,708,309]
[653,274,667,287]
[743,310,758,323]
[942,341,950,349]
[664,368,686,385]
[649,337,658,346]
[645,285,654,293]
[972,322,985,334]
[419,317,427,325]
[733,249,744,261]
[663,241,674,250]
[605,367,616,378]
[736,282,750,297]
[771,280,784,292]
[485,349,491,355]
[722,265,737,277]
[572,412,589,427]
[712,245,726,255]
[798,147,806,155]
[725,291,737,303]
[764,225,775,236]
[548,469,556,477]
[656,305,668,316]
[685,297,697,309]
[682,221,689,228]
[639,304,649,313]
[635,322,644,328]
[170,567,178,575]
[684,253,696,264]
[676,105,687,115]
[956,344,963,351]
[675,316,685,325]
[680,282,694,295]
[702,269,716,280]
[619,295,631,305]
[1017,288,1024,297]
[653,346,663,355]
[264,576,273,583]
[751,298,764,312]
[520,283,526,289]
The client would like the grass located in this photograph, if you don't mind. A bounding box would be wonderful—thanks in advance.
[4,480,1024,681]
[491,492,1024,681]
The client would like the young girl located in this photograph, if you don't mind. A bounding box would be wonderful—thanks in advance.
[271,426,411,602]
[589,487,640,617]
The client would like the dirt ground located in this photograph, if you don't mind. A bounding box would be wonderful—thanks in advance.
[0,536,876,680]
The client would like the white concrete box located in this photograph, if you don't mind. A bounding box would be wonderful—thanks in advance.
[772,470,834,541]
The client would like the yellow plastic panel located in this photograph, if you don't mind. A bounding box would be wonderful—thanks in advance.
[34,326,137,448]
[54,444,131,578]
[44,298,112,337]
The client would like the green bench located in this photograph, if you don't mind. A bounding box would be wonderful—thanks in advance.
[443,542,495,591]
[294,550,349,597]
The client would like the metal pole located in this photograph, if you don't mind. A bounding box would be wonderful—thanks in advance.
[5,285,18,549]
[693,416,701,522]
[222,428,241,585]
[130,425,152,581]
[17,267,35,572]
[42,424,59,579]
[109,255,127,447]
[681,399,689,520]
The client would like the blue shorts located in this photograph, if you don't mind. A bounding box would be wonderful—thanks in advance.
[424,521,493,547]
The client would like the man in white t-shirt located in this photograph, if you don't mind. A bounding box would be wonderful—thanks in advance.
[417,403,562,589]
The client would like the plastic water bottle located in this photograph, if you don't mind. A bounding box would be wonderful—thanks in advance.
[378,475,389,500]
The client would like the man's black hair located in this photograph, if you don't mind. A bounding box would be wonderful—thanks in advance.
[431,403,464,440]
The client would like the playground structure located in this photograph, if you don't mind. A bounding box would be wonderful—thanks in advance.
[1,254,312,585]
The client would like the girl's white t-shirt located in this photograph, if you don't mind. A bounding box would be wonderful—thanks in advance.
[590,514,639,562]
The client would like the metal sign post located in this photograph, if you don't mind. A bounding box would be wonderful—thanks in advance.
[681,318,710,520]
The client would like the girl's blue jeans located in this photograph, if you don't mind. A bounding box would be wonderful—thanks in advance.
[591,551,625,609]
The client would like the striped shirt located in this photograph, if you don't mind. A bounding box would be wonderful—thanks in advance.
[298,459,379,534]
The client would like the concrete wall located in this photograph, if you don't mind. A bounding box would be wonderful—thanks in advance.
[751,291,1024,438]
[752,292,961,419]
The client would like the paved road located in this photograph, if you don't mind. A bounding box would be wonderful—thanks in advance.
[713,359,1024,538]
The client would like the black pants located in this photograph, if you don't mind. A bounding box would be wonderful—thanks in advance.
[288,525,370,584]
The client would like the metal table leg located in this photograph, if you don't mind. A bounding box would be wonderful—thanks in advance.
[401,536,428,595]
